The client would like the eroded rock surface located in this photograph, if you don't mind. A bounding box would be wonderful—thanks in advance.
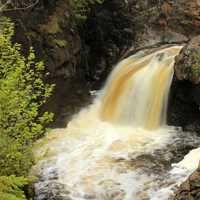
[175,36,200,84]
[168,36,200,133]
[174,163,200,200]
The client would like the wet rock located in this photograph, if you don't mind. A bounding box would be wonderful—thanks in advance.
[168,36,200,134]
[34,181,72,200]
[120,0,190,51]
[44,78,92,128]
[162,1,200,37]
[173,163,200,200]
[131,131,200,174]
[124,1,200,135]
[175,36,200,84]
[80,0,135,87]
[167,78,200,134]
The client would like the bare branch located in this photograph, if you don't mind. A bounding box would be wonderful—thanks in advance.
[0,0,11,12]
[0,0,40,12]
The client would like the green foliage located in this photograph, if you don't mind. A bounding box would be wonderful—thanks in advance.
[0,17,54,199]
[0,176,28,200]
[0,18,54,146]
[71,0,104,20]
[0,134,33,176]
[191,52,200,77]
[52,39,68,48]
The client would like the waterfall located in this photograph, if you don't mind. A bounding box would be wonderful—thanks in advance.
[100,46,182,129]
[33,45,200,200]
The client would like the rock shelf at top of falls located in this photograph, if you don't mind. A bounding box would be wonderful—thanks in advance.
[32,46,200,200]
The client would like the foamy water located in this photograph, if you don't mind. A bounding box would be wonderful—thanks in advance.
[32,46,200,200]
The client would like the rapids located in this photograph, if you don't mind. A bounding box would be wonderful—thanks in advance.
[32,46,200,200]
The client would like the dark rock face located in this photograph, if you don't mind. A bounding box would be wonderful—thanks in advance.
[80,0,135,87]
[174,164,200,200]
[5,0,90,127]
[129,0,200,44]
[126,0,189,48]
[8,0,81,79]
[161,0,200,37]
[168,36,200,134]
[167,78,200,133]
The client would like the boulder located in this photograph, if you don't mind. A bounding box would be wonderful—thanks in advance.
[174,163,200,200]
[175,36,200,84]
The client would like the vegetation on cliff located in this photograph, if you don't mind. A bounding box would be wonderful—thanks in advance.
[0,1,105,198]
[0,18,53,199]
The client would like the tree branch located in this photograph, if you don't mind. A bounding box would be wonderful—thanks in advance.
[0,0,40,12]
[0,0,11,12]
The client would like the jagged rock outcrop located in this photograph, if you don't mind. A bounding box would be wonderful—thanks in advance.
[175,36,200,84]
[168,36,200,133]
[174,163,200,200]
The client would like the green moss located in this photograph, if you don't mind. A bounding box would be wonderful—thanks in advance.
[25,31,38,40]
[71,0,104,20]
[191,52,200,77]
[53,39,68,48]
[40,15,61,34]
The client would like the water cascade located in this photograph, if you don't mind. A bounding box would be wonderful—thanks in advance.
[100,46,181,129]
[33,46,200,200]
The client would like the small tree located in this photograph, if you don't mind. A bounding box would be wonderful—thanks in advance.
[0,17,54,200]
[0,17,54,176]
[0,18,54,144]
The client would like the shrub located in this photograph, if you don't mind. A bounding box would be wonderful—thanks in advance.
[0,17,54,199]
[0,175,28,200]
[0,18,54,147]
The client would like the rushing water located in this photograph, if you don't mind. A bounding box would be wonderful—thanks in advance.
[32,46,200,200]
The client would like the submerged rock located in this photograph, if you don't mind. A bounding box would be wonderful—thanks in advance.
[34,181,72,200]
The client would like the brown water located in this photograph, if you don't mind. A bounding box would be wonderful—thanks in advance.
[32,46,200,200]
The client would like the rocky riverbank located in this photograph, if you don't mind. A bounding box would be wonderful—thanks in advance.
[174,163,200,200]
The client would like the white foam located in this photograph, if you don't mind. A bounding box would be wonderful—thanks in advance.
[33,46,200,200]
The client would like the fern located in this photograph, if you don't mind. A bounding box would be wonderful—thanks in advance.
[0,176,28,200]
